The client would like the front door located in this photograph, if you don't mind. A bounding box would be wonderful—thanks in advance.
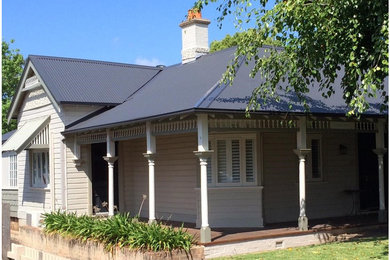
[358,133,379,211]
[91,142,119,213]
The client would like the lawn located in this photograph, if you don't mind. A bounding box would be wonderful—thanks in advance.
[217,236,388,260]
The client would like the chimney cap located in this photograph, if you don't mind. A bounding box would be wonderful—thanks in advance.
[179,18,210,28]
[187,9,202,20]
[179,8,210,28]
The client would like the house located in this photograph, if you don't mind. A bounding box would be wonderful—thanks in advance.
[2,11,388,243]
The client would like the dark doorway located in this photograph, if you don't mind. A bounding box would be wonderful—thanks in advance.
[384,133,388,209]
[91,142,119,213]
[358,133,379,211]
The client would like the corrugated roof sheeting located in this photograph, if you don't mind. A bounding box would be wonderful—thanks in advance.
[66,47,387,133]
[65,48,237,131]
[206,55,387,114]
[29,55,161,104]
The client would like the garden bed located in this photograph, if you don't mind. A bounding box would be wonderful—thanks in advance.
[12,212,204,260]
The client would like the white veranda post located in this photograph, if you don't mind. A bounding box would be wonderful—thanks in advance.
[293,117,311,231]
[373,119,387,223]
[194,114,213,243]
[143,121,156,224]
[103,129,117,216]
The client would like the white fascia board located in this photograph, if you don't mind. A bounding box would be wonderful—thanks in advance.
[30,62,61,113]
[7,61,61,123]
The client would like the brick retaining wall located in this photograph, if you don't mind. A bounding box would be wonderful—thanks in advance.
[13,226,204,260]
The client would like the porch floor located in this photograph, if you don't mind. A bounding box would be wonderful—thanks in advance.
[170,213,387,245]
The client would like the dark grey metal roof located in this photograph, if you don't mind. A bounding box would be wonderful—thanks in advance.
[65,47,238,132]
[205,55,387,114]
[29,55,161,105]
[65,47,387,133]
[2,130,16,144]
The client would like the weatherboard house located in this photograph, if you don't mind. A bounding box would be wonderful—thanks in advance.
[2,13,388,243]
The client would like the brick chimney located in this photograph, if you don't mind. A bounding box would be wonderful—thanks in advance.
[179,9,211,64]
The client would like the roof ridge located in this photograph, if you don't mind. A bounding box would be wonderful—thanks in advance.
[195,56,246,109]
[28,55,162,70]
[195,44,283,60]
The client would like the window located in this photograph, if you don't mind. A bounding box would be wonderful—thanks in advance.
[307,135,322,181]
[207,134,257,186]
[31,150,50,188]
[9,154,17,187]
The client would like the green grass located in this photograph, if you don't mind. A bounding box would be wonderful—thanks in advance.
[217,236,388,260]
[42,211,195,252]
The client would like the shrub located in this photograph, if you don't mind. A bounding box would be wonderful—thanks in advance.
[42,211,195,252]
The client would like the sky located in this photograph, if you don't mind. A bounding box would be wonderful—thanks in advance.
[3,0,245,66]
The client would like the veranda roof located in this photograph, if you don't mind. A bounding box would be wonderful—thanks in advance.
[64,47,387,134]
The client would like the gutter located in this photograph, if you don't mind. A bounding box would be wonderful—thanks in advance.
[61,107,387,136]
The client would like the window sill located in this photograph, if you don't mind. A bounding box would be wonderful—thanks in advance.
[2,187,18,190]
[30,187,50,191]
[194,186,263,191]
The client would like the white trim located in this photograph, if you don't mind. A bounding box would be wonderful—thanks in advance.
[30,62,61,113]
[145,121,156,222]
[2,152,18,189]
[146,122,156,154]
[87,144,93,215]
[306,134,323,182]
[21,82,42,92]
[105,130,116,216]
[62,139,67,210]
[208,133,258,187]
[113,125,145,141]
[78,132,106,144]
[209,119,297,129]
[2,116,50,153]
[194,186,263,191]
[7,61,60,123]
[197,114,209,151]
[50,126,55,211]
[153,120,197,134]
[30,149,50,189]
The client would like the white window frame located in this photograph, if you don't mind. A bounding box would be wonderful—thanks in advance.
[306,134,323,182]
[208,133,257,187]
[2,152,18,189]
[9,154,17,187]
[31,150,50,188]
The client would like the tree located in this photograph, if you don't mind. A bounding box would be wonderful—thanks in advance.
[196,0,388,115]
[210,30,281,53]
[2,40,24,133]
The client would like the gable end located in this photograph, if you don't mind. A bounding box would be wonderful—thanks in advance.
[7,59,60,123]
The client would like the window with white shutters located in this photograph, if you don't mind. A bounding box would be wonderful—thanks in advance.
[306,134,322,181]
[206,141,212,184]
[245,139,255,182]
[208,134,257,186]
[217,140,228,183]
[9,154,17,187]
[231,140,241,183]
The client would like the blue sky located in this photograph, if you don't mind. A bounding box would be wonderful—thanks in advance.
[3,0,244,66]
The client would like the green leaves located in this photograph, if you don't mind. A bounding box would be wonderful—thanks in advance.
[196,0,388,115]
[42,211,195,253]
[2,40,24,133]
